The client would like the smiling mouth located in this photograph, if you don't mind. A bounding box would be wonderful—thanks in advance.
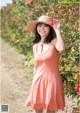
[39,31,46,33]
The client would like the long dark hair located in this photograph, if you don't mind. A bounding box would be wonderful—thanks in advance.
[33,23,56,44]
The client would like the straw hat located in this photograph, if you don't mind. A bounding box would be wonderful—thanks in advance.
[26,15,54,32]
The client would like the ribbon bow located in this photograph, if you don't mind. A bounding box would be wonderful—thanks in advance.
[76,84,80,94]
[49,16,54,25]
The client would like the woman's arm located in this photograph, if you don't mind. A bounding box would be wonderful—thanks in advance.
[55,30,66,52]
[53,19,66,52]
[33,44,38,78]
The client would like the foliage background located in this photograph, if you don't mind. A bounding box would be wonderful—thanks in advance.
[1,0,79,98]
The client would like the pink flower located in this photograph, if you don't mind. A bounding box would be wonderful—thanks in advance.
[78,69,80,73]
[49,16,54,25]
[24,0,32,4]
[76,84,80,94]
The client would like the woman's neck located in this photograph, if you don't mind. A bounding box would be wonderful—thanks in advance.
[40,37,46,43]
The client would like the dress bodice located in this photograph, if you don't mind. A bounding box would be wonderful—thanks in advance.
[33,39,60,71]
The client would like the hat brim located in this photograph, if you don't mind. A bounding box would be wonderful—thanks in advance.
[25,20,53,33]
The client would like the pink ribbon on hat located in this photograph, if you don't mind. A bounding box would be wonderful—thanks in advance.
[76,83,80,94]
[49,16,55,25]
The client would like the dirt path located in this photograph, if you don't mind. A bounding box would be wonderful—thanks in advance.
[1,39,33,113]
[0,39,78,113]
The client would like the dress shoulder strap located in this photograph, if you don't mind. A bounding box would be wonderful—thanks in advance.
[35,44,38,53]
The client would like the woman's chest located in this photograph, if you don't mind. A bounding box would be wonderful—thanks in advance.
[34,45,58,62]
[36,43,50,55]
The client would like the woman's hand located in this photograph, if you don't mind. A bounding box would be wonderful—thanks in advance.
[53,19,60,31]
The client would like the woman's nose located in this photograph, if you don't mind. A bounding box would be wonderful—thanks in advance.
[40,26,44,30]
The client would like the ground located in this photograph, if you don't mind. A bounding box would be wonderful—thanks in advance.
[0,39,78,113]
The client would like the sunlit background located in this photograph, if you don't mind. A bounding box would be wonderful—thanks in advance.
[0,0,13,8]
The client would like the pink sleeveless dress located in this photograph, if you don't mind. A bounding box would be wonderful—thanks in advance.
[25,39,65,111]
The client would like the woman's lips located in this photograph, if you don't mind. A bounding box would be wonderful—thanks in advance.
[39,31,46,33]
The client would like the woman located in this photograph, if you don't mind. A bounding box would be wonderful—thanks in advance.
[25,15,66,113]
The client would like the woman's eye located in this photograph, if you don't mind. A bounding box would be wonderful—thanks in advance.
[37,24,49,28]
[38,25,42,27]
[44,24,48,27]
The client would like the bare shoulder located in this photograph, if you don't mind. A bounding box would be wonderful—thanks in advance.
[33,44,37,55]
[33,44,37,49]
[54,38,57,43]
[51,38,57,45]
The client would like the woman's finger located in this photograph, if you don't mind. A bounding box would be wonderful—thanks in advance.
[53,19,60,23]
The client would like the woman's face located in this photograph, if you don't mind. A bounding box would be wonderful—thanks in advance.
[37,23,50,38]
